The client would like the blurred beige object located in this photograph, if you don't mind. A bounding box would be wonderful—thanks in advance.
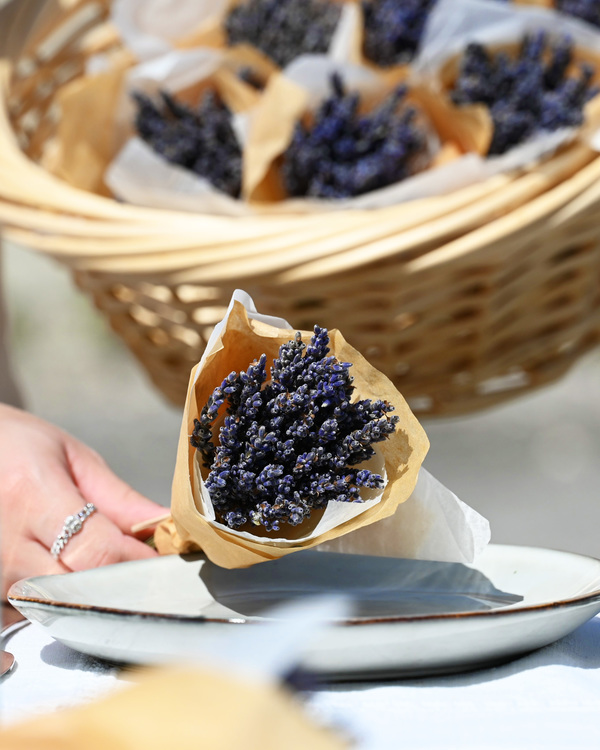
[0,665,347,750]
[0,0,599,416]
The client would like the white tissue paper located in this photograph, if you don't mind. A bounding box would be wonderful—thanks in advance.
[112,0,228,61]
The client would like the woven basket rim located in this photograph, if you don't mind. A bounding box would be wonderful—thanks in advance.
[0,1,599,280]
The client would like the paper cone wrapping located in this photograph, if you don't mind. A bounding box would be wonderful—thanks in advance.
[156,291,429,567]
[49,47,263,209]
[103,47,264,215]
[104,48,302,213]
[0,667,347,750]
[112,0,228,60]
[240,55,488,209]
[156,290,490,568]
[49,56,131,195]
[317,466,491,565]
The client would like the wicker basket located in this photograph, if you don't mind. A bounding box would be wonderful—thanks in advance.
[1,0,599,416]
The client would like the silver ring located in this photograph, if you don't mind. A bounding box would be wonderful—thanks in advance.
[50,503,97,561]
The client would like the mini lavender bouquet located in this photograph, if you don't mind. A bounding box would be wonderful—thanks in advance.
[155,293,431,568]
[449,31,599,155]
[282,74,432,199]
[191,325,398,533]
[241,65,446,206]
[415,0,600,167]
[132,88,243,197]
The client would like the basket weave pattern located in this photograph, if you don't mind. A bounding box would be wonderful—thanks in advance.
[1,0,600,415]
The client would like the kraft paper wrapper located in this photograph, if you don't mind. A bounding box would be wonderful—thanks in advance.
[0,667,346,750]
[156,300,429,567]
[49,56,131,195]
[242,73,309,201]
[112,0,229,60]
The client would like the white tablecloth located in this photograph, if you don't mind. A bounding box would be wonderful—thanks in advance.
[3,617,600,749]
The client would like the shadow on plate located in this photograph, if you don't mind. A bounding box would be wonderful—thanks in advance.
[198,550,523,619]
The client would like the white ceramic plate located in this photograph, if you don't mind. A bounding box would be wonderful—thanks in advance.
[9,545,600,679]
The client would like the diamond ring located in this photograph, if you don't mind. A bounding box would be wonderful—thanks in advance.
[50,503,97,561]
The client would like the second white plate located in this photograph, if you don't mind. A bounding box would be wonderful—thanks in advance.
[9,544,600,679]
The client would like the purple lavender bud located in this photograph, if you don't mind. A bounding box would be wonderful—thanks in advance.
[191,326,400,531]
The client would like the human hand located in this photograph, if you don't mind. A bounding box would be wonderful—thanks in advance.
[0,404,166,599]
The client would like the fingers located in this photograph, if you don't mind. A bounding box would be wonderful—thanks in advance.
[118,534,160,562]
[0,407,161,599]
[64,438,168,535]
[2,539,69,599]
[21,456,158,573]
[25,456,103,553]
[2,533,156,600]
[58,518,158,572]
[38,501,158,572]
[31,490,158,573]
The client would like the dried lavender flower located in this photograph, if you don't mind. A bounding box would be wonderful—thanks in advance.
[450,32,598,155]
[361,0,510,68]
[224,0,342,68]
[133,89,242,197]
[361,0,437,67]
[191,327,399,533]
[282,74,430,199]
[556,0,600,29]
